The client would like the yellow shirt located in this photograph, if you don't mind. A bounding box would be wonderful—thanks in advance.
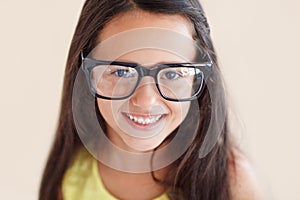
[62,148,169,200]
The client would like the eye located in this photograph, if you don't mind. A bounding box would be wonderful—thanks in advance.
[114,69,129,77]
[111,68,137,78]
[161,70,181,80]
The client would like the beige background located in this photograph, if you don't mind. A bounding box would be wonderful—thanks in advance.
[0,0,299,199]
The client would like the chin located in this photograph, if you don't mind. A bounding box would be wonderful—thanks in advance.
[123,136,165,152]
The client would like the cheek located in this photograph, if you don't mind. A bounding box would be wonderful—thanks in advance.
[96,99,114,125]
[169,101,191,123]
[97,98,127,128]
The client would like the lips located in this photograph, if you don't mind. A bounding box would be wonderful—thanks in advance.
[122,112,165,127]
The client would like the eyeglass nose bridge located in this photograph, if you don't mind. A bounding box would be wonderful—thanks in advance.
[138,65,159,79]
[133,65,164,97]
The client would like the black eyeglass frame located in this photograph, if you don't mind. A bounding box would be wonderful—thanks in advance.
[81,52,213,102]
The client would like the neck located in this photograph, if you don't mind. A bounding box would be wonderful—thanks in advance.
[98,161,170,200]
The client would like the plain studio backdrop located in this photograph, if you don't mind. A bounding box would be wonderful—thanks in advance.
[0,0,299,199]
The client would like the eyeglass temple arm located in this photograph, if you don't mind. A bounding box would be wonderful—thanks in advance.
[80,51,85,61]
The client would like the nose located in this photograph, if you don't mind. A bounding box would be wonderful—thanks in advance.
[130,77,162,109]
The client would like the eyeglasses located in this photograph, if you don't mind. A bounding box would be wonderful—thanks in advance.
[81,52,213,102]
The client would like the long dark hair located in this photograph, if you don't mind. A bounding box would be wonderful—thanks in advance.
[39,0,236,199]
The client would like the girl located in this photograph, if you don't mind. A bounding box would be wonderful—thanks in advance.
[39,0,262,199]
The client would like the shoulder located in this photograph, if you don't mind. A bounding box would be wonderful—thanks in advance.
[228,150,265,200]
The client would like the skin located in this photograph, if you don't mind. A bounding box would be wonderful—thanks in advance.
[95,10,194,200]
[96,10,195,153]
[229,151,265,200]
[92,10,264,200]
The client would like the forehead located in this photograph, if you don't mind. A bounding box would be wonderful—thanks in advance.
[98,10,194,42]
[91,11,198,63]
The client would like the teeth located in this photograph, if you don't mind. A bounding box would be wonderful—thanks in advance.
[137,118,144,124]
[145,118,151,124]
[126,114,162,125]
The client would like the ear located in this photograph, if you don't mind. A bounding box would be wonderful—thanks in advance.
[229,151,265,200]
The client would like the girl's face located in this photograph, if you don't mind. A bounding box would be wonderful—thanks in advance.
[96,11,196,152]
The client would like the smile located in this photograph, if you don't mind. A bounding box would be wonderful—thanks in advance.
[124,113,163,125]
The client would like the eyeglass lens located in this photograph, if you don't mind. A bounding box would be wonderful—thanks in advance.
[90,64,203,100]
